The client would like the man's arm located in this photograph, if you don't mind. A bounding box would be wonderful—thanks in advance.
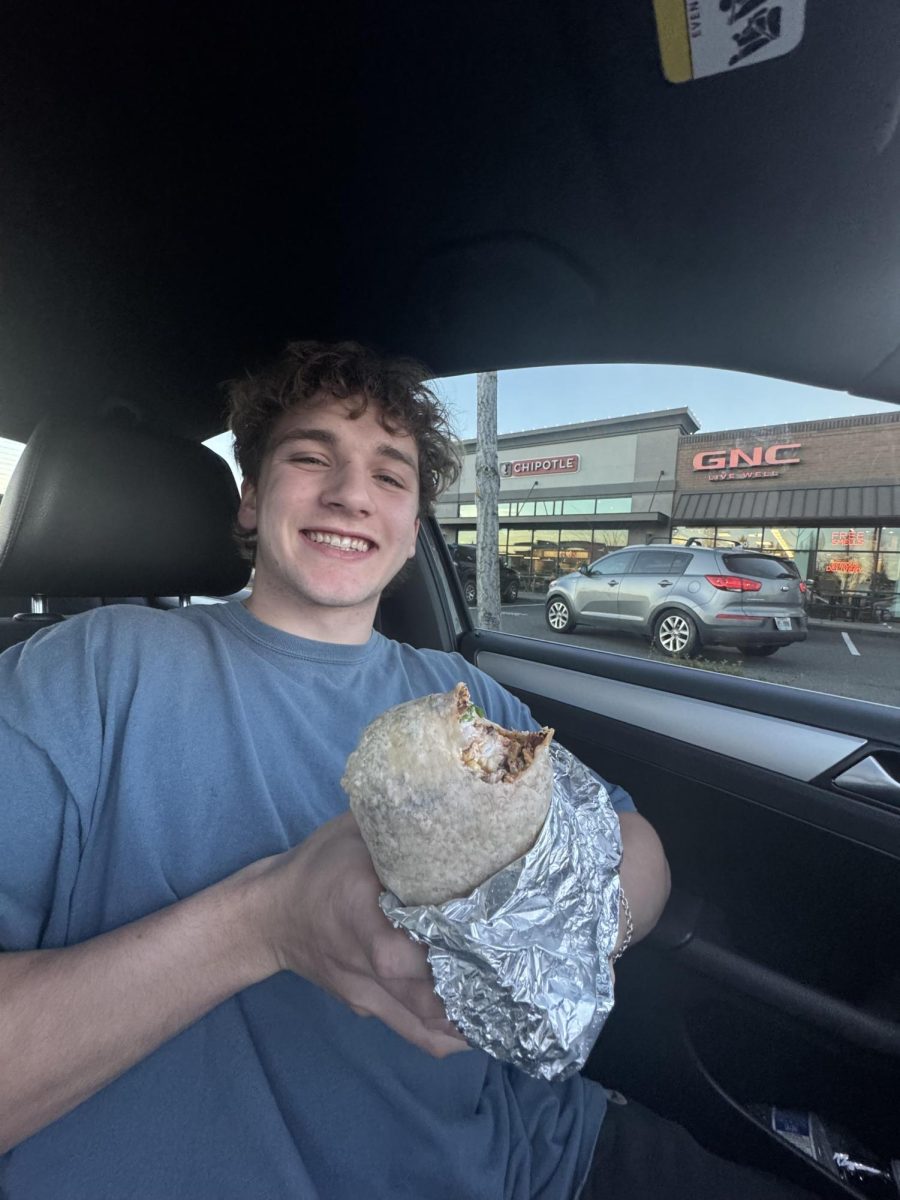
[615,810,671,949]
[0,813,465,1154]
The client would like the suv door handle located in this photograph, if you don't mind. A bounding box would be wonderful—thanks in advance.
[833,754,900,804]
[607,580,619,586]
[658,579,673,587]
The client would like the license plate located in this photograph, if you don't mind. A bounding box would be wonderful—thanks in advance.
[775,617,793,631]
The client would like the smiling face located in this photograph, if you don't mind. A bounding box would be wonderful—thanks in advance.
[237,393,421,642]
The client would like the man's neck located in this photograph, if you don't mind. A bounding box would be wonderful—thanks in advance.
[242,590,376,645]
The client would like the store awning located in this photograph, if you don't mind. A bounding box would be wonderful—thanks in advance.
[673,485,900,525]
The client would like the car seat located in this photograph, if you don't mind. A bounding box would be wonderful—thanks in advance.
[0,415,251,651]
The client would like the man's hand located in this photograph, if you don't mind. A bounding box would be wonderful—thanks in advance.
[251,812,469,1059]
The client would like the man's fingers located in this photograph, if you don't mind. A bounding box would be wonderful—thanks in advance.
[366,926,432,982]
[345,980,470,1058]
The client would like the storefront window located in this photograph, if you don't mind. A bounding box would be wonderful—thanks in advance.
[459,503,477,518]
[818,527,877,553]
[596,496,632,514]
[558,530,595,575]
[530,530,560,589]
[879,528,900,555]
[715,527,764,550]
[670,526,715,546]
[562,498,596,515]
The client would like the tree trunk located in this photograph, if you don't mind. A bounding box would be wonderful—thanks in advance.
[475,372,501,631]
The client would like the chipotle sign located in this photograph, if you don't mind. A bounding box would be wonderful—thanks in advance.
[692,442,801,482]
[500,454,580,478]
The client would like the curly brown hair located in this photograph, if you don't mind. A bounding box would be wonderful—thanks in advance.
[226,341,461,517]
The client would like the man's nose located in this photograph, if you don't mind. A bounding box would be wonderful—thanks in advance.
[320,462,375,513]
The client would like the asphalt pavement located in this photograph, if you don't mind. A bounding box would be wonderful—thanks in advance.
[476,597,900,707]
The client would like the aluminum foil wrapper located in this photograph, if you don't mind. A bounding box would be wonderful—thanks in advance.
[380,742,622,1082]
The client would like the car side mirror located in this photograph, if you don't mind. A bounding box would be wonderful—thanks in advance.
[579,565,591,576]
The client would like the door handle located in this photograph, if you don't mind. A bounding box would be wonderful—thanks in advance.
[608,580,619,587]
[659,579,673,587]
[833,755,900,804]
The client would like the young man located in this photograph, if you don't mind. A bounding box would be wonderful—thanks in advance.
[0,343,816,1199]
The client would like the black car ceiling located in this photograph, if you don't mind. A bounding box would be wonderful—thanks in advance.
[2,1,900,445]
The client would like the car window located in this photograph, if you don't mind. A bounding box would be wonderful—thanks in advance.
[435,363,899,710]
[722,554,799,579]
[0,436,26,500]
[631,551,692,575]
[590,553,635,575]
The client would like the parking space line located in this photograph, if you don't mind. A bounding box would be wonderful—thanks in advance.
[842,632,861,657]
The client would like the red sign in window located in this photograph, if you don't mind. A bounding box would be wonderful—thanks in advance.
[825,560,862,574]
[831,531,866,547]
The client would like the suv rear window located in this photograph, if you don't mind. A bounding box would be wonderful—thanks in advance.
[722,553,800,579]
[632,550,693,575]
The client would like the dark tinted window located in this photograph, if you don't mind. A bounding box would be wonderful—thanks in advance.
[722,553,800,579]
[591,552,635,575]
[632,550,693,575]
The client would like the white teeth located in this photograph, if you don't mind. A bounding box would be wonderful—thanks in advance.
[307,531,371,552]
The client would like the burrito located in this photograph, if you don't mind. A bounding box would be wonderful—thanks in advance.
[342,683,554,905]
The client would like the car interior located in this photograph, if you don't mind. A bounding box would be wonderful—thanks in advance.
[2,4,899,1196]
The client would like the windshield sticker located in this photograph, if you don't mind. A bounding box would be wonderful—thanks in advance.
[653,0,806,84]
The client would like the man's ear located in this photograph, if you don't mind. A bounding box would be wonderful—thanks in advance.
[407,517,420,559]
[237,478,258,532]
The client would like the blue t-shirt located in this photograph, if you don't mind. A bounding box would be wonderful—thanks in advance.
[0,601,634,1200]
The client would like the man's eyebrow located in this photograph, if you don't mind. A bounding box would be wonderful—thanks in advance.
[271,427,337,451]
[375,443,418,475]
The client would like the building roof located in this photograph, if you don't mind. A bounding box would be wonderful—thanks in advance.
[679,409,900,446]
[460,408,699,451]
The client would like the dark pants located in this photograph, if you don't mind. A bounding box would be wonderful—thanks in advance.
[579,1096,824,1200]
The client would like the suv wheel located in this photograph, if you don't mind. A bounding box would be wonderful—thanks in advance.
[502,580,519,603]
[546,596,576,633]
[463,578,477,605]
[654,610,700,657]
[742,645,780,657]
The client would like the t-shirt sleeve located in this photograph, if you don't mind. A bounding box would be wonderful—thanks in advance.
[454,658,637,815]
[0,622,104,951]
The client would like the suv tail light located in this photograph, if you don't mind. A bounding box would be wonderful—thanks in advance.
[705,574,763,592]
[799,581,807,593]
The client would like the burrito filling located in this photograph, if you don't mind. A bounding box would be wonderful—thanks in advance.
[457,691,546,784]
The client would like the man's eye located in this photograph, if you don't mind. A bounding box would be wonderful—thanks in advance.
[376,473,405,488]
[290,454,327,466]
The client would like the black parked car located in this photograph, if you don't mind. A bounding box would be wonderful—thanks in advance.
[448,544,520,605]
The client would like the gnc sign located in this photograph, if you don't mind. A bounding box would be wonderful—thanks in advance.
[692,443,801,471]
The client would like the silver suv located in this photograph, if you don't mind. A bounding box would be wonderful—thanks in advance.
[545,544,808,658]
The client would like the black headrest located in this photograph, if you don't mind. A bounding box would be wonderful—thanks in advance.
[0,417,251,597]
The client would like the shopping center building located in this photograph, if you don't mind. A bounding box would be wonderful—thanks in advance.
[435,408,699,592]
[439,407,900,618]
[673,412,900,620]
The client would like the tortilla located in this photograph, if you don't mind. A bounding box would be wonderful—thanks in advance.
[342,683,554,905]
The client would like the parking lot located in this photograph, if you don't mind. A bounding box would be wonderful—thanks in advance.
[478,598,900,707]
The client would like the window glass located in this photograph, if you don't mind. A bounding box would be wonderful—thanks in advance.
[722,554,800,579]
[818,527,877,553]
[595,496,632,514]
[558,530,594,576]
[433,363,899,710]
[590,528,629,553]
[591,552,635,575]
[457,530,477,548]
[715,527,764,549]
[671,526,715,546]
[632,550,692,575]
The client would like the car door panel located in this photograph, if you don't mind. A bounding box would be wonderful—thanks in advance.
[454,620,900,1195]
